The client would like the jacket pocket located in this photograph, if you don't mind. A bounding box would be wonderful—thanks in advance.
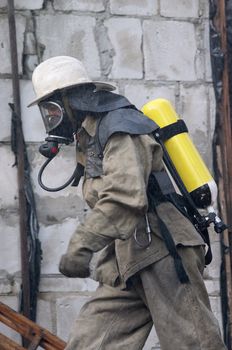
[93,242,120,287]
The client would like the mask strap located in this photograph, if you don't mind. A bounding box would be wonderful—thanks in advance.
[61,92,77,131]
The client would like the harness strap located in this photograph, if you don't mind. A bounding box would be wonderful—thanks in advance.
[147,172,189,284]
[71,163,85,187]
[156,211,189,284]
[157,119,188,142]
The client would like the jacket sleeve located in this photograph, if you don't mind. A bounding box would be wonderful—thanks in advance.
[74,133,163,251]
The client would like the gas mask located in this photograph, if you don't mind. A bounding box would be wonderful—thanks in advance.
[38,96,85,192]
[39,99,75,159]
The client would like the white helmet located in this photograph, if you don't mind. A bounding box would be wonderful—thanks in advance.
[28,56,115,107]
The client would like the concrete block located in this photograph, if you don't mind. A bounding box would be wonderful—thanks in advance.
[39,276,98,293]
[20,80,45,142]
[0,79,12,142]
[0,79,43,142]
[179,84,208,132]
[0,146,18,209]
[35,15,101,79]
[0,0,6,8]
[208,226,220,245]
[0,15,26,74]
[209,296,223,332]
[24,32,37,55]
[143,20,201,81]
[208,84,216,141]
[179,84,210,161]
[143,326,160,349]
[53,0,105,12]
[0,280,12,294]
[200,0,210,18]
[39,218,80,275]
[110,0,158,16]
[160,0,199,18]
[203,21,213,82]
[35,192,86,226]
[56,295,93,341]
[23,55,39,77]
[0,215,21,275]
[10,276,21,295]
[0,271,13,294]
[0,0,43,9]
[205,279,220,297]
[95,23,115,77]
[105,18,143,79]
[0,295,21,344]
[204,240,221,280]
[36,298,53,333]
[124,82,176,110]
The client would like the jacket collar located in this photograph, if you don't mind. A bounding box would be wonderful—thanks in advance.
[81,114,97,137]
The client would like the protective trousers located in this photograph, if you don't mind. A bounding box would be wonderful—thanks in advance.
[65,246,227,350]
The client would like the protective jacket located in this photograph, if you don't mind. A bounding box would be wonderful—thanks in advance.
[67,93,205,288]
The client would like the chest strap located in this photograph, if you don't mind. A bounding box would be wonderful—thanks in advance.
[154,119,188,142]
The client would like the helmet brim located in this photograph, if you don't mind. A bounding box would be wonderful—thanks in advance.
[27,81,116,107]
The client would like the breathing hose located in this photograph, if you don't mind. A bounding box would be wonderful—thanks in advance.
[38,157,81,192]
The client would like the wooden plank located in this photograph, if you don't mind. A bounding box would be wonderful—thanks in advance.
[0,333,25,350]
[0,302,66,350]
[212,0,232,347]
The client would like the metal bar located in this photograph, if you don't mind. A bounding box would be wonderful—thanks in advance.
[7,0,31,320]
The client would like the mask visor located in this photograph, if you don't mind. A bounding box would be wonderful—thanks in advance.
[39,101,64,133]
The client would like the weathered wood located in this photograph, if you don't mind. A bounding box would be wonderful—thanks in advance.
[0,302,66,350]
[0,333,25,350]
[7,0,31,321]
[212,0,232,347]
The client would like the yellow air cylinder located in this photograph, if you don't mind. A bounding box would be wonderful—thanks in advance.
[142,98,218,209]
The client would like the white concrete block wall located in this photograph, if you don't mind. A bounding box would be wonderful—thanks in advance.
[0,146,18,208]
[143,20,201,81]
[160,0,200,18]
[56,295,92,341]
[20,80,45,142]
[0,1,224,349]
[0,296,21,343]
[0,216,21,275]
[179,84,211,161]
[0,15,26,74]
[35,15,101,79]
[124,82,176,110]
[53,0,105,13]
[109,0,159,16]
[105,17,143,79]
[0,0,44,10]
[0,79,13,142]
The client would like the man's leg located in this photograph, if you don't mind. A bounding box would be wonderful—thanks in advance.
[136,246,227,350]
[65,282,153,350]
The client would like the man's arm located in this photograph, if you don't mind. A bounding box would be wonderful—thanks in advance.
[59,133,163,278]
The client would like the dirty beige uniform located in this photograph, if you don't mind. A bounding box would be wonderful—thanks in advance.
[65,115,226,350]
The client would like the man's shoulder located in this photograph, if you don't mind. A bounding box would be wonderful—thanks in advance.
[98,107,158,150]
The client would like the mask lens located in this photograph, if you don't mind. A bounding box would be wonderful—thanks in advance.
[39,101,63,132]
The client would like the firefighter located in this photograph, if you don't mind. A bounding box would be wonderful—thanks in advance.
[29,56,227,350]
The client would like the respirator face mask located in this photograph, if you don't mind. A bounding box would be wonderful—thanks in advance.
[40,101,64,133]
[37,97,85,192]
[38,99,75,159]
